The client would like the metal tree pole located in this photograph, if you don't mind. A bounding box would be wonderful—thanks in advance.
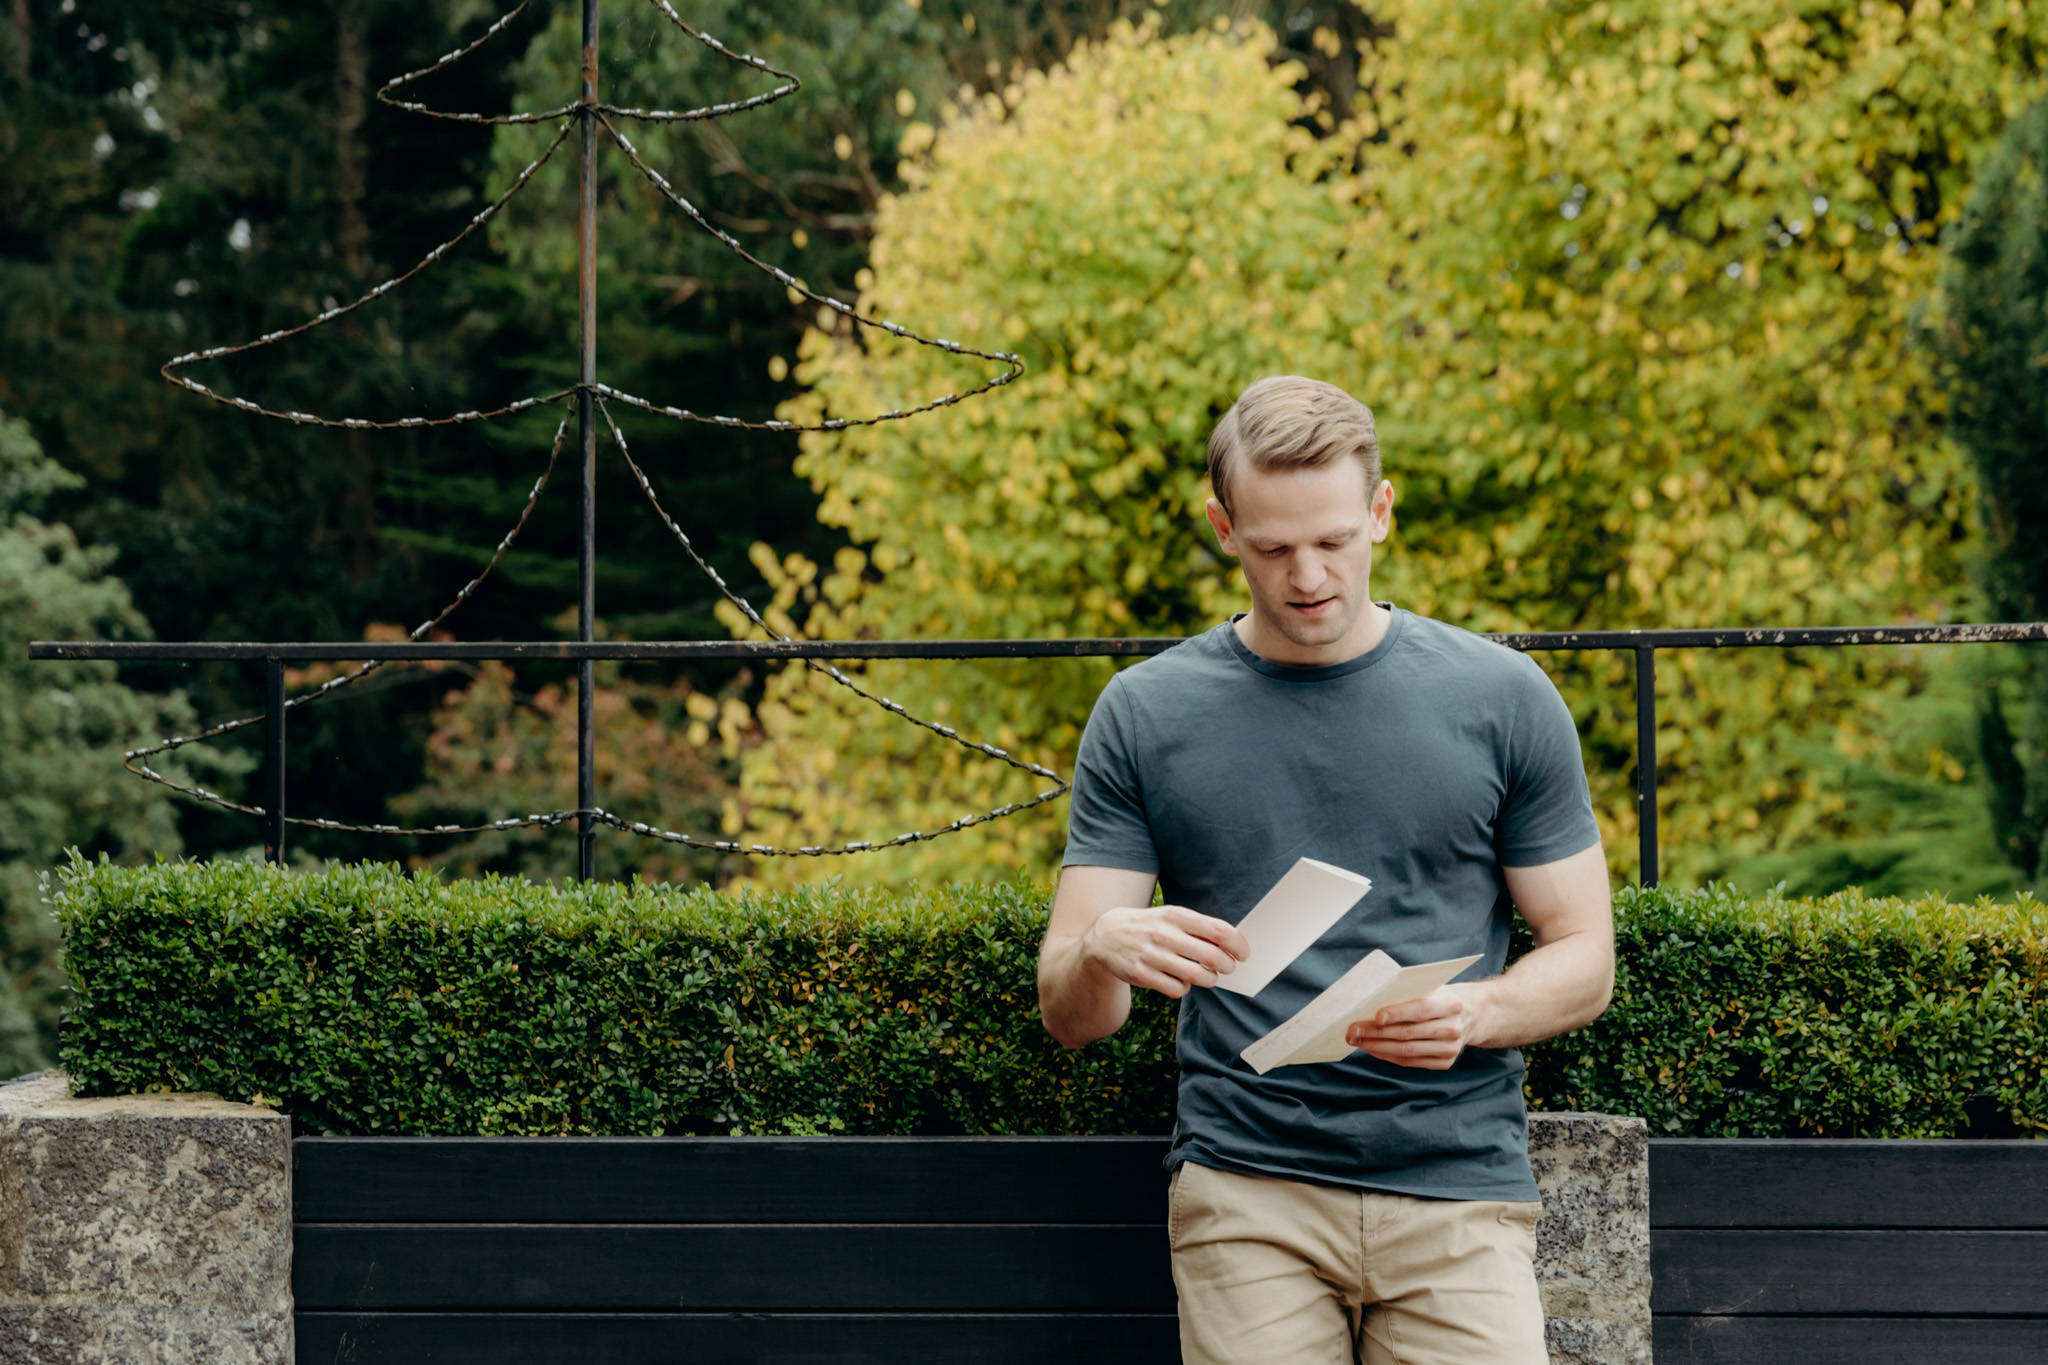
[576,0,600,881]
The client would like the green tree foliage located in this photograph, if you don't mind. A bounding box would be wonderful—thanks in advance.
[728,3,2048,890]
[394,0,1378,880]
[2,0,559,862]
[478,0,1376,646]
[384,647,752,886]
[1930,97,2048,885]
[3,0,1374,880]
[1346,0,2046,888]
[728,18,1362,885]
[0,412,230,1079]
[1714,644,2030,901]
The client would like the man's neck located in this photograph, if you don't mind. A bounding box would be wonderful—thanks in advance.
[1233,601,1392,667]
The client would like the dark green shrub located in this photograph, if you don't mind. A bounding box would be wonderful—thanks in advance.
[45,856,2046,1137]
[46,855,1174,1136]
[1516,882,2046,1136]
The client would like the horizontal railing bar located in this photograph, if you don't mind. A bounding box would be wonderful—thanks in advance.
[27,622,2048,663]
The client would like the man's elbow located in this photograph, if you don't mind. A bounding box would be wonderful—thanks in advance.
[1038,988,1109,1051]
[1584,951,1616,1024]
[1045,1018,1097,1051]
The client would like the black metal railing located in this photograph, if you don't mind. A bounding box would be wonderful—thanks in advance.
[30,621,2048,886]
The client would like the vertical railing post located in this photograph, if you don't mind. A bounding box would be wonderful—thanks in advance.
[1634,646,1658,888]
[575,0,600,882]
[264,656,286,865]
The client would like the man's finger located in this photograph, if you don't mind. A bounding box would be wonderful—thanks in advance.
[1372,992,1461,1027]
[1166,907,1251,961]
[1131,965,1190,998]
[1149,924,1236,978]
[1159,930,1235,978]
[1354,1037,1461,1066]
[1349,1019,1460,1044]
[1180,934,1239,977]
[1146,946,1221,989]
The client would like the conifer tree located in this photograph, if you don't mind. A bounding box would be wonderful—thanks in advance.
[1933,98,2048,884]
[0,412,228,1079]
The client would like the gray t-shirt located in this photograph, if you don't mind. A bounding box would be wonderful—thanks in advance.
[1061,605,1599,1201]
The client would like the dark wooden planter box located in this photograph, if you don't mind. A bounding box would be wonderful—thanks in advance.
[292,1135,2048,1364]
[1649,1139,2048,1362]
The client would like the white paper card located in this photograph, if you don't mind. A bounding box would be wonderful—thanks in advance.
[1240,952,1483,1075]
[1213,857,1373,997]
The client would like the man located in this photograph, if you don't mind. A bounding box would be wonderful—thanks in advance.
[1037,375,1614,1364]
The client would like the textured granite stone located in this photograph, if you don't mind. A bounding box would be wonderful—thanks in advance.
[0,1070,292,1364]
[1529,1111,1652,1365]
[0,1307,294,1365]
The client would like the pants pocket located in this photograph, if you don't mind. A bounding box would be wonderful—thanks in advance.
[1494,1198,1543,1229]
[1493,1198,1543,1260]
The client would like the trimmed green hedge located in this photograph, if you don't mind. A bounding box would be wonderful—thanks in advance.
[45,855,2048,1138]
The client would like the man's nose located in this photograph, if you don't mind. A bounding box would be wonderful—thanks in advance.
[1287,550,1325,590]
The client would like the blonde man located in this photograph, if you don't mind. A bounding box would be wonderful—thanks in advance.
[1038,376,1614,1364]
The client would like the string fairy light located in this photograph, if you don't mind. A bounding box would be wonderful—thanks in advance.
[142,0,1063,858]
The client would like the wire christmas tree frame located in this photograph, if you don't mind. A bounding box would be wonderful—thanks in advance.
[135,0,1067,874]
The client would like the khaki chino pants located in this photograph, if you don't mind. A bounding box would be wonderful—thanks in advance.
[1168,1160,1548,1365]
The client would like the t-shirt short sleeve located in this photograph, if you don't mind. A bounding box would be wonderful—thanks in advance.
[1493,659,1602,867]
[1062,672,1161,874]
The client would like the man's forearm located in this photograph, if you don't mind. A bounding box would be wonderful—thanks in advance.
[1037,932,1133,1049]
[1466,929,1614,1051]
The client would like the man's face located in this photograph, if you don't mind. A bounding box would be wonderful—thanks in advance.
[1203,458,1395,665]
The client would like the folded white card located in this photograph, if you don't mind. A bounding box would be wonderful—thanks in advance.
[1213,857,1373,997]
[1240,951,1483,1074]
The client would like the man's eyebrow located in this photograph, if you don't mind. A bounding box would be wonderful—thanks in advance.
[1244,527,1361,549]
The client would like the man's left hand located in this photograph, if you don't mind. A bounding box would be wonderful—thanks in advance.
[1345,983,1491,1070]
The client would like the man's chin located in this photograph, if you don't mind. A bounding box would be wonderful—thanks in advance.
[1275,606,1355,647]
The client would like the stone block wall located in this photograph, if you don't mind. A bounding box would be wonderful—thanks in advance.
[0,1070,292,1365]
[1529,1111,1653,1365]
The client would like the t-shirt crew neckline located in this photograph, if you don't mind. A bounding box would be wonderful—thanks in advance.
[1222,603,1405,682]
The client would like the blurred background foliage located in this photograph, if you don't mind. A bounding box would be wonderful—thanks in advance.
[1928,96,2048,890]
[740,0,2048,892]
[1,0,2045,1075]
[0,409,241,1076]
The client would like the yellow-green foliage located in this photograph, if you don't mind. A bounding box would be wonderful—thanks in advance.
[729,18,1359,884]
[1346,0,2048,882]
[727,5,2048,889]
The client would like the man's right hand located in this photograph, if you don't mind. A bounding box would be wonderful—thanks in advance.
[1041,865,1247,1048]
[1081,905,1251,999]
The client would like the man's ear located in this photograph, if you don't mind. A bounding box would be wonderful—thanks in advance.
[1372,480,1396,542]
[1204,497,1238,558]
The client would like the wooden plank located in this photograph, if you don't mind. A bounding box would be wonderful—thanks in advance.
[292,1136,1172,1224]
[293,1225,1175,1313]
[1649,1140,2048,1228]
[1653,1315,2048,1364]
[294,1313,1182,1364]
[1652,1231,2048,1315]
[297,1135,2048,1227]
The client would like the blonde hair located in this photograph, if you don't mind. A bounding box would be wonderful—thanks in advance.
[1206,376,1381,517]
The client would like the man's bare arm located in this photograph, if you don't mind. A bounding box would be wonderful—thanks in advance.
[1347,840,1614,1068]
[1037,864,1250,1050]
